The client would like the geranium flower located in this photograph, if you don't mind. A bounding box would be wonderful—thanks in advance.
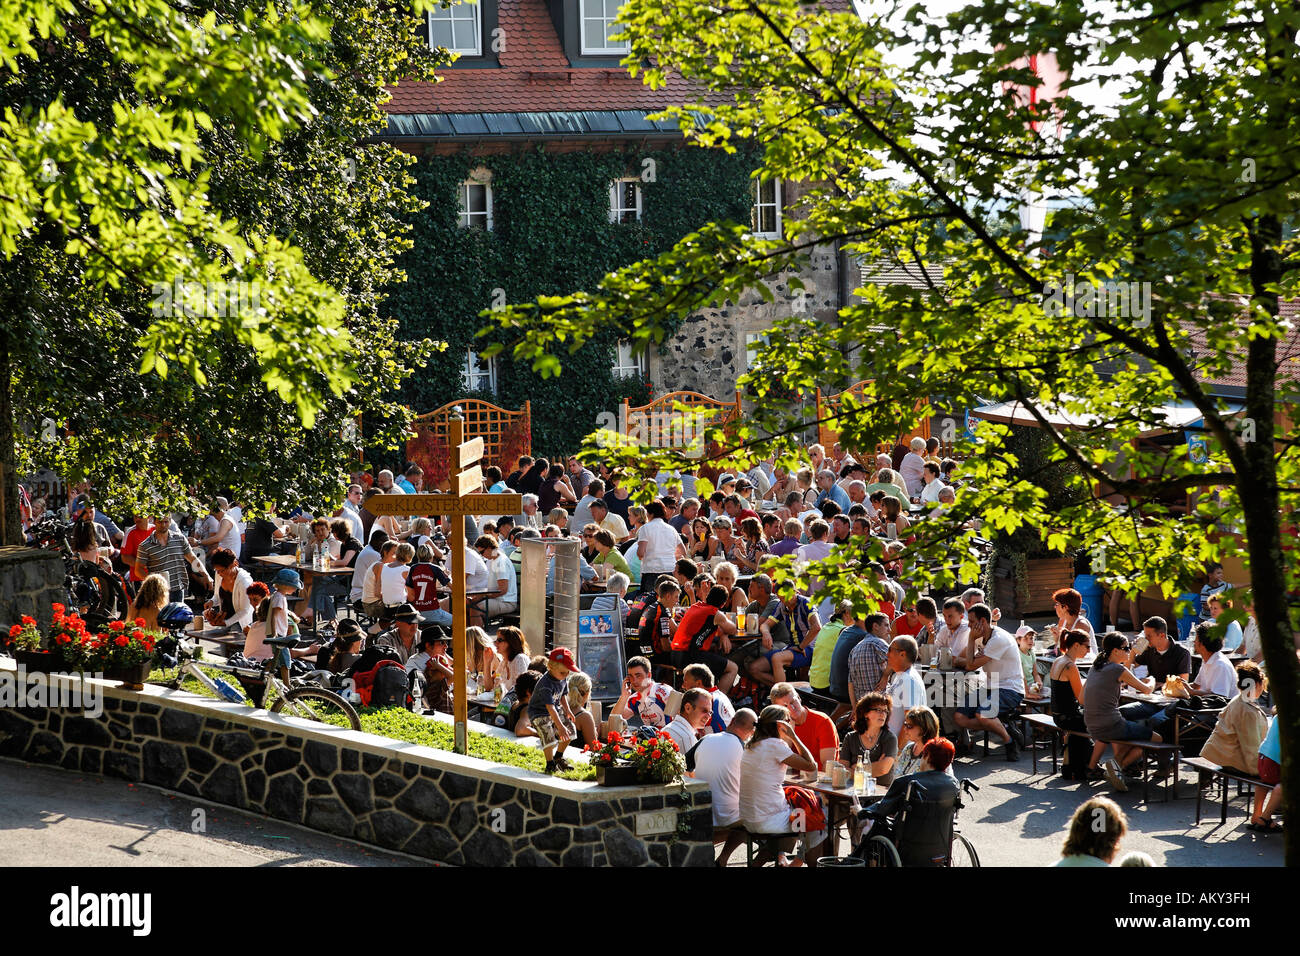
[21,615,35,625]
[132,630,144,640]
[109,620,126,632]
[8,625,19,638]
[652,749,662,759]
[52,603,65,614]
[114,635,129,647]
[134,618,146,628]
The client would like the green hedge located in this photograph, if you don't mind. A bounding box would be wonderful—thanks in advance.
[381,142,760,456]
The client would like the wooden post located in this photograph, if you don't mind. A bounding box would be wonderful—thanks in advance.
[449,410,468,755]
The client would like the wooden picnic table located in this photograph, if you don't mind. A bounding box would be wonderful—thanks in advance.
[784,772,866,856]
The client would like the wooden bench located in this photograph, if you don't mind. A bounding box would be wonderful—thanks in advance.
[1018,713,1181,803]
[1181,756,1276,826]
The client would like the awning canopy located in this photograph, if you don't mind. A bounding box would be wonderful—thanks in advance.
[969,397,1241,439]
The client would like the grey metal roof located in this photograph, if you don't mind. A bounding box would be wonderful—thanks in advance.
[384,111,688,141]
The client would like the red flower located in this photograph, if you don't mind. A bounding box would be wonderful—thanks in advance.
[132,630,144,641]
[52,603,65,614]
[134,618,146,628]
[7,625,19,638]
[600,754,612,763]
[652,749,662,759]
[658,729,672,738]
[606,731,621,743]
[56,634,70,644]
[109,620,126,632]
[114,635,129,647]
[20,615,35,625]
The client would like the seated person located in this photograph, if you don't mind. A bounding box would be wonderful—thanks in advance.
[1084,632,1161,791]
[568,671,603,751]
[681,662,735,734]
[749,592,821,688]
[613,656,676,730]
[635,579,683,667]
[326,620,365,673]
[858,737,961,867]
[839,692,898,788]
[507,671,539,738]
[689,709,757,866]
[590,571,632,622]
[1200,662,1274,831]
[407,627,453,714]
[739,704,820,867]
[662,687,714,755]
[670,584,741,693]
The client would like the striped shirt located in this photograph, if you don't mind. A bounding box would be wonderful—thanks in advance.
[135,530,196,594]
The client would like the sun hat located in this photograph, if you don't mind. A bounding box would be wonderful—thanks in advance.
[271,568,303,589]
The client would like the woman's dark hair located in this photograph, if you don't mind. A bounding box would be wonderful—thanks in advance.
[739,516,762,542]
[854,692,892,735]
[881,496,901,520]
[748,704,789,749]
[691,518,711,539]
[1235,660,1264,694]
[210,547,237,570]
[1101,631,1131,661]
[71,514,97,553]
[495,625,526,661]
[547,464,564,480]
[330,628,363,672]
[1061,628,1091,651]
[247,582,270,601]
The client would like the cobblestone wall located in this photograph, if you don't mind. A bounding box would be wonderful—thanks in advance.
[0,671,715,867]
[0,547,64,631]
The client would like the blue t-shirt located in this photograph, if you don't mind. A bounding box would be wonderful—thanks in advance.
[528,672,569,721]
[1221,619,1244,652]
[395,477,417,494]
[816,483,851,512]
[1259,716,1281,764]
[829,625,868,700]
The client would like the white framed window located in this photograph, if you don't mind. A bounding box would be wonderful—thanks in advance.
[458,179,492,230]
[753,178,782,238]
[609,178,642,224]
[428,1,482,56]
[581,0,629,54]
[742,332,770,373]
[613,340,646,379]
[463,349,497,394]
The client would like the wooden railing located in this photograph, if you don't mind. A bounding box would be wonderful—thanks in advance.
[407,399,531,490]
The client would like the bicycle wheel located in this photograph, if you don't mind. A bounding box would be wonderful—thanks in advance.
[949,832,980,867]
[863,834,902,868]
[71,561,131,629]
[270,687,362,731]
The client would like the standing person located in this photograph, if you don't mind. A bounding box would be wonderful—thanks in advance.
[1053,797,1128,867]
[691,708,757,865]
[899,436,928,498]
[135,513,211,604]
[266,568,307,683]
[636,500,685,594]
[529,648,578,774]
[951,605,1026,760]
[1199,562,1231,621]
[1253,715,1285,832]
[120,514,154,588]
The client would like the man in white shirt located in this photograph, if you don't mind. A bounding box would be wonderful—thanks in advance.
[636,500,685,593]
[349,530,387,603]
[952,604,1026,760]
[691,708,756,865]
[662,688,713,755]
[589,497,629,542]
[934,597,971,664]
[1190,624,1237,698]
[572,478,605,531]
[796,518,834,618]
[884,637,928,737]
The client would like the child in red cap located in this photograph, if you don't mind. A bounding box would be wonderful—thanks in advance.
[529,647,578,773]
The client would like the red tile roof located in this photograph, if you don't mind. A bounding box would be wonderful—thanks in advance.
[1187,299,1300,391]
[385,0,855,117]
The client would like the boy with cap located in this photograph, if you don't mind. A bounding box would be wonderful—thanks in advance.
[529,648,578,773]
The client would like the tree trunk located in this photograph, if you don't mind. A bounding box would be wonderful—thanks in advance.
[0,330,19,547]
[1241,213,1297,865]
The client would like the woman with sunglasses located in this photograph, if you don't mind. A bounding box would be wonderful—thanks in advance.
[1083,632,1161,792]
[483,625,530,695]
[893,705,953,779]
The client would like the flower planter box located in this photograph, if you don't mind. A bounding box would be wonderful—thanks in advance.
[595,764,640,787]
[13,649,60,673]
[104,662,152,691]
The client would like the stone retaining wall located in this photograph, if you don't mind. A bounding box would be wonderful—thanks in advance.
[0,664,714,867]
[0,546,65,631]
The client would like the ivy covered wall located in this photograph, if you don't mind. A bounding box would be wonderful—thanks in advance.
[381,142,762,457]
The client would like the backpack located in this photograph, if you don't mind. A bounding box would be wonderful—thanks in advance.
[354,659,412,708]
[346,644,402,679]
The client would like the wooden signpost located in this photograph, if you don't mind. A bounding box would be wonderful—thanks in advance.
[365,410,520,754]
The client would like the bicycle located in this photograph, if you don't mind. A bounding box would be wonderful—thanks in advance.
[166,633,362,731]
[28,513,130,630]
[856,777,981,867]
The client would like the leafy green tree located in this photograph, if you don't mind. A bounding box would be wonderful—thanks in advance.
[490,0,1300,861]
[1,0,442,524]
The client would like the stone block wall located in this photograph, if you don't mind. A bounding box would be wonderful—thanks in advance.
[0,546,65,631]
[0,668,715,867]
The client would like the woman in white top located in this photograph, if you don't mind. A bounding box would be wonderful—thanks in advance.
[485,626,530,694]
[380,542,416,606]
[739,705,817,865]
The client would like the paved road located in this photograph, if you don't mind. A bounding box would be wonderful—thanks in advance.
[0,758,427,867]
[726,741,1285,867]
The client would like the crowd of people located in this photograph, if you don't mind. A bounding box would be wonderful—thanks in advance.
[18,437,1286,864]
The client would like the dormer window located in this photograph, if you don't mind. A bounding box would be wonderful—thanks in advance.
[580,0,629,55]
[428,1,482,56]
